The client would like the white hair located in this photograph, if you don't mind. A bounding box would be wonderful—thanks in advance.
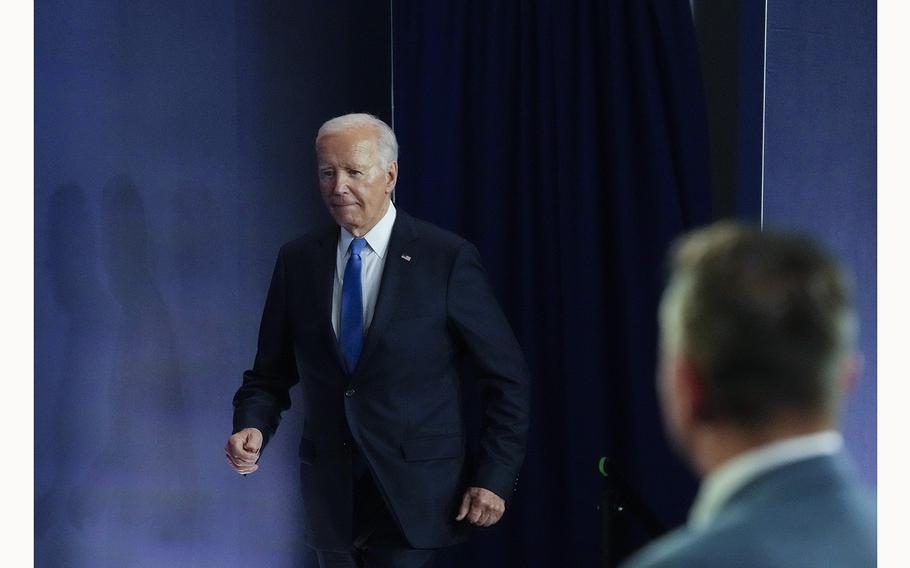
[316,113,399,168]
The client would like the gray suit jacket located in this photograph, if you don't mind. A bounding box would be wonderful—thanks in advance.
[621,453,876,568]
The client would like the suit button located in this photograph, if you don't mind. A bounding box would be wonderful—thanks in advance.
[345,388,356,397]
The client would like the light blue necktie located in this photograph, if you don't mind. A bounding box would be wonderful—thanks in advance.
[340,237,367,372]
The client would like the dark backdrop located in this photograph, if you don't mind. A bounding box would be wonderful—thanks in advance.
[35,1,390,566]
[393,1,710,565]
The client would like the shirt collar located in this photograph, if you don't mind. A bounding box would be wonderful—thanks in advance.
[688,430,843,530]
[337,202,397,266]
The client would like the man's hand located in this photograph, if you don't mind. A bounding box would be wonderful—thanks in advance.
[455,487,506,527]
[225,428,263,475]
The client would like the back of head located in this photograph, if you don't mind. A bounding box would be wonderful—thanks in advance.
[660,222,856,428]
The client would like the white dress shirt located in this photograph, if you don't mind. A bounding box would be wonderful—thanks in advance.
[688,430,844,530]
[331,202,397,337]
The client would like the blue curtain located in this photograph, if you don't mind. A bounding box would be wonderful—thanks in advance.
[393,1,711,565]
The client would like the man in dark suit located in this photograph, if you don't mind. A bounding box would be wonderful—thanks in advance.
[224,113,530,567]
[621,223,875,568]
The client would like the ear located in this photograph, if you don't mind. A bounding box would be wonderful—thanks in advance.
[385,160,398,193]
[675,355,711,424]
[839,352,863,396]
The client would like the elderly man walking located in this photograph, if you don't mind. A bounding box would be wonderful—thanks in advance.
[225,114,530,568]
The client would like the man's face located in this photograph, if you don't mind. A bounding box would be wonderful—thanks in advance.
[316,126,397,237]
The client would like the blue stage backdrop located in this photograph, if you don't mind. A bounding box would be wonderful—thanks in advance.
[759,0,877,486]
[393,1,710,565]
[35,1,390,566]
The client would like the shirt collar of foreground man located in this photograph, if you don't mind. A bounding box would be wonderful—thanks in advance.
[687,429,843,530]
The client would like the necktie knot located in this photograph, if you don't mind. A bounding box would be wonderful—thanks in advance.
[350,237,367,257]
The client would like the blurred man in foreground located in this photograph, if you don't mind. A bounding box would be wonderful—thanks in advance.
[623,223,875,567]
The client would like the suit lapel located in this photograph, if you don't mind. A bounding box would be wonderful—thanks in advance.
[354,210,418,376]
[315,225,348,373]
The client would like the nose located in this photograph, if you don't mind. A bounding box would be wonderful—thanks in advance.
[332,174,348,195]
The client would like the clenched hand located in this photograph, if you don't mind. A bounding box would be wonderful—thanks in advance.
[456,487,506,528]
[225,428,263,475]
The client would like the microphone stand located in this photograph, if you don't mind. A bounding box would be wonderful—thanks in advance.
[598,456,666,568]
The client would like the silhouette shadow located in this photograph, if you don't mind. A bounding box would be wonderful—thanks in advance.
[81,174,200,563]
[36,183,116,565]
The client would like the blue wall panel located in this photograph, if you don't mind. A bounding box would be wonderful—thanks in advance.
[761,0,876,485]
[34,2,391,565]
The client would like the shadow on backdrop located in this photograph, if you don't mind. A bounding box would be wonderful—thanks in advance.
[88,175,200,564]
[36,184,115,564]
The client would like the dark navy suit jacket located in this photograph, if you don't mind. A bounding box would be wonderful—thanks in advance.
[621,453,876,568]
[232,210,530,551]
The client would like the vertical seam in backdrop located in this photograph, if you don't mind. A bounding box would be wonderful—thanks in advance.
[390,0,396,203]
[760,0,768,229]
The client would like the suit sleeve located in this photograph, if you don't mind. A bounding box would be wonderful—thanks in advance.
[447,242,530,501]
[232,245,299,451]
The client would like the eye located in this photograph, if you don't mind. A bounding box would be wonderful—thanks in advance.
[347,168,362,177]
[319,168,335,178]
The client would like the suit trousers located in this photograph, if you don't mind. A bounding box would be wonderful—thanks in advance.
[313,445,438,568]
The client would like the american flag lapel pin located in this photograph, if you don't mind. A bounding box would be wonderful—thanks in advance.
[401,254,411,262]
